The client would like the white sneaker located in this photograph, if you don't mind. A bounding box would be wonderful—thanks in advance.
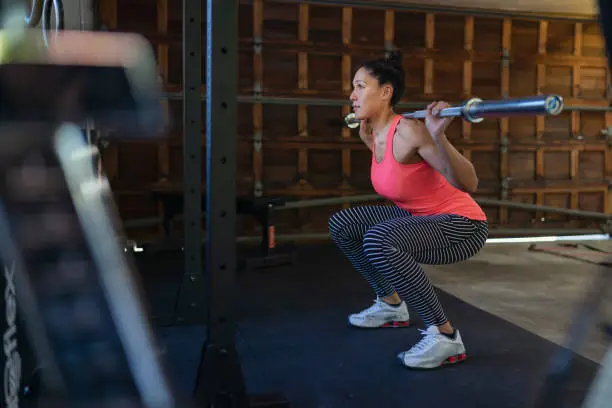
[397,325,467,369]
[348,298,410,328]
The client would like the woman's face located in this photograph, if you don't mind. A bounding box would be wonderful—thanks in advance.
[349,67,393,120]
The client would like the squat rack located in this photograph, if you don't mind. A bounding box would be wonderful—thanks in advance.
[186,1,287,407]
[184,0,243,405]
[187,0,244,405]
[172,0,612,405]
[182,1,610,406]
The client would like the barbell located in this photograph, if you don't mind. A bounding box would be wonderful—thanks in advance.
[344,94,564,128]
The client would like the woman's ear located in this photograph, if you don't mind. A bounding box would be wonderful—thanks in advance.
[381,83,394,102]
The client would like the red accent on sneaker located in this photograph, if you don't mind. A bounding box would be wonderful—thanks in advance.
[442,353,468,366]
[380,321,410,328]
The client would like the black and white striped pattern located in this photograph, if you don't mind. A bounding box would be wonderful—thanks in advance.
[329,205,488,326]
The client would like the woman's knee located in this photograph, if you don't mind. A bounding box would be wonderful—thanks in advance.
[362,224,390,255]
[329,205,408,244]
[328,208,355,241]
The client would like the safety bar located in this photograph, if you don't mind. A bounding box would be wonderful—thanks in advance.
[232,230,609,244]
[123,229,609,253]
[279,194,612,221]
[162,93,612,113]
[476,198,612,221]
[123,194,612,230]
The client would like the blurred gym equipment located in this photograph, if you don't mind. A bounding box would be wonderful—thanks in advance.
[0,25,175,408]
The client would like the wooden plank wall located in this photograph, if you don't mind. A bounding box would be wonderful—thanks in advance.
[97,0,612,241]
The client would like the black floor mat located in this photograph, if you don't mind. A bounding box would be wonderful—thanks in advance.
[136,244,601,408]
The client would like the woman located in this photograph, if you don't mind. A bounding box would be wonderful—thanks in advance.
[328,50,488,369]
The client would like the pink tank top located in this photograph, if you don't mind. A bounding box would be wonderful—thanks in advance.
[370,115,487,221]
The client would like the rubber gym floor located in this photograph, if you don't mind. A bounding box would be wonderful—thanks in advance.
[134,242,607,408]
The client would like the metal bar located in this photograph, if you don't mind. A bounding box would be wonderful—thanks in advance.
[278,194,612,220]
[476,198,612,221]
[274,0,597,23]
[126,228,607,249]
[193,0,250,406]
[178,0,206,324]
[122,192,612,232]
[165,93,612,113]
[445,95,563,120]
[346,95,564,127]
[564,105,612,112]
[232,230,609,244]
[281,194,382,209]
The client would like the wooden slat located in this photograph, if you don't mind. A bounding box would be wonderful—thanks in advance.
[298,4,309,90]
[607,64,612,100]
[384,10,394,51]
[570,23,582,218]
[297,4,310,190]
[341,8,353,97]
[606,112,612,214]
[341,7,353,199]
[499,18,512,224]
[535,20,548,221]
[99,0,117,29]
[424,14,435,94]
[462,16,473,146]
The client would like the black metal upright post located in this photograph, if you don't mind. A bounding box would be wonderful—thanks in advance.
[176,0,207,324]
[193,0,248,407]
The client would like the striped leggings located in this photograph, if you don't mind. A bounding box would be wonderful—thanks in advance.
[328,205,488,326]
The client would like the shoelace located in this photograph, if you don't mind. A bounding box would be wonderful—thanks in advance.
[409,328,439,353]
[358,298,384,316]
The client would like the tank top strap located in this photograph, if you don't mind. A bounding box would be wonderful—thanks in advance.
[384,115,402,157]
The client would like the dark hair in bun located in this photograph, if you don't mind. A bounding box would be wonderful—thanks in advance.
[358,49,405,106]
[386,50,403,67]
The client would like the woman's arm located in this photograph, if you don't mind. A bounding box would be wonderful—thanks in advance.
[419,130,478,193]
[399,118,478,193]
